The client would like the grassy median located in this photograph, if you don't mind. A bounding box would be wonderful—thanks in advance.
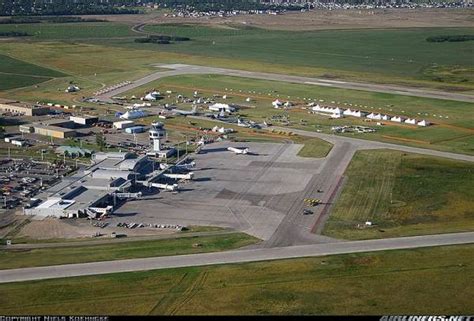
[0,232,259,270]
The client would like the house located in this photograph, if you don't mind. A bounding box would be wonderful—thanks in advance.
[390,116,403,123]
[405,118,417,125]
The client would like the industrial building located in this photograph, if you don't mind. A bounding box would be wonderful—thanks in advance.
[70,115,99,126]
[0,99,49,116]
[21,119,77,139]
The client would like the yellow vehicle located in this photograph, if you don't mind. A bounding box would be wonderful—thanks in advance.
[304,198,321,206]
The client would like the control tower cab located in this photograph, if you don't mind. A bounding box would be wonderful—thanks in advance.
[150,122,166,140]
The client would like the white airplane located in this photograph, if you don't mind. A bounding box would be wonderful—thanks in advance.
[227,147,249,155]
[150,182,178,191]
[163,172,194,181]
[172,105,197,116]
[159,161,196,171]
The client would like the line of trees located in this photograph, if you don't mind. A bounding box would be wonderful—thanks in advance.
[134,35,191,44]
[426,35,474,43]
[0,0,140,16]
[0,16,106,23]
[0,31,30,37]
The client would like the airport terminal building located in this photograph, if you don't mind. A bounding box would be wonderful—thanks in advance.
[26,152,154,219]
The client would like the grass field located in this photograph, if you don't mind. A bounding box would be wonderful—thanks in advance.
[0,54,65,90]
[140,25,474,86]
[0,23,471,98]
[0,22,135,40]
[1,244,473,315]
[0,232,259,270]
[123,74,474,154]
[323,150,474,240]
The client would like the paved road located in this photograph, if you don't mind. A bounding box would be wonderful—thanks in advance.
[1,231,473,283]
[96,63,474,103]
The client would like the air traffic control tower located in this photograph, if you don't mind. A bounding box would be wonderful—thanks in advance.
[149,122,175,158]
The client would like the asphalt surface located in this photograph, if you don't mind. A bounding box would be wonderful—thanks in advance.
[1,231,473,283]
[96,63,474,103]
[273,126,474,163]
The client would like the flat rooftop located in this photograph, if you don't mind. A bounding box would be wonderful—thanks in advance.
[0,98,48,109]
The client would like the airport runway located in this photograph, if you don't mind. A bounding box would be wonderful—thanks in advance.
[1,231,473,283]
[96,63,474,103]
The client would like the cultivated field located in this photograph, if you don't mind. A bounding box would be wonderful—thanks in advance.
[1,244,473,315]
[324,150,474,240]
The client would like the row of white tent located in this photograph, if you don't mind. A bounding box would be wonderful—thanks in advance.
[311,105,430,127]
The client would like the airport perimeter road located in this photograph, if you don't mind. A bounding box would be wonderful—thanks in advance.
[1,232,474,283]
[96,64,474,103]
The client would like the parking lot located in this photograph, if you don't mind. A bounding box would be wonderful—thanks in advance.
[112,141,328,241]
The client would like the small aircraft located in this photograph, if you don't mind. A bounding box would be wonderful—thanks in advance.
[172,105,197,116]
[227,147,249,155]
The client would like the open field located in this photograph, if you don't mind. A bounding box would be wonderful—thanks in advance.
[123,74,474,155]
[323,150,474,240]
[1,244,473,315]
[0,54,65,90]
[138,25,474,86]
[0,22,135,40]
[0,232,259,270]
[0,22,472,97]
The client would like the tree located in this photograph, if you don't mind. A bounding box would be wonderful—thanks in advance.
[96,132,106,151]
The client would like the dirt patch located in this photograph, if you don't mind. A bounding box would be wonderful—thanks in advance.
[135,8,474,31]
[17,218,176,240]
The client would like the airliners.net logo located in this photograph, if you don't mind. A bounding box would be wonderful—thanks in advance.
[381,317,473,321]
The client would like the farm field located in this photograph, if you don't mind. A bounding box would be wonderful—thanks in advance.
[323,150,474,240]
[123,74,474,155]
[0,54,65,90]
[0,232,259,270]
[1,244,473,315]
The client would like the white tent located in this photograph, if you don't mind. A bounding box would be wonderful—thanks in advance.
[390,116,402,122]
[417,120,430,127]
[272,99,282,108]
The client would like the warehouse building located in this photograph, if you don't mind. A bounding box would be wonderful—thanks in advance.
[70,115,99,126]
[0,99,49,116]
